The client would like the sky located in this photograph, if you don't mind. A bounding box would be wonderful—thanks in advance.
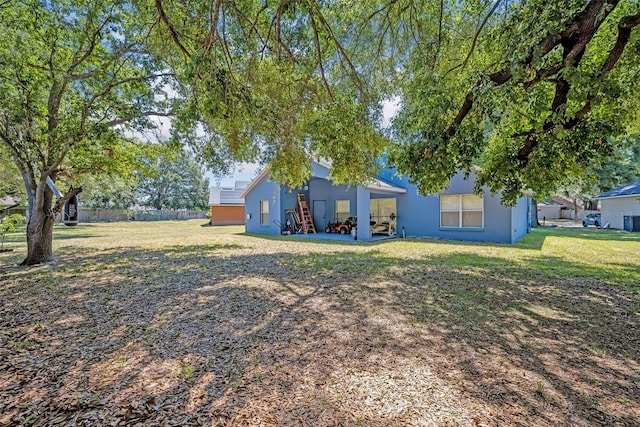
[208,98,401,188]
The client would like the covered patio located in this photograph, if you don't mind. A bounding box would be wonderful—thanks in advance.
[288,230,397,242]
[353,179,406,241]
[286,167,409,241]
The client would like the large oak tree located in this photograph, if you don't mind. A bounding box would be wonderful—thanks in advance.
[146,0,390,189]
[388,0,640,202]
[0,0,174,265]
[153,0,639,204]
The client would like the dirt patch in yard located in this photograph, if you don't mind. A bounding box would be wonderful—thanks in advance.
[1,226,639,426]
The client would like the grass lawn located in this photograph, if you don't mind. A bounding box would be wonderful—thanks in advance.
[1,220,639,426]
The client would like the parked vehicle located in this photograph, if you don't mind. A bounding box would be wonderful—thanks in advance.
[582,213,601,227]
[325,217,357,234]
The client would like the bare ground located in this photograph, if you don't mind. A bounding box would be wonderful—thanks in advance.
[1,223,639,426]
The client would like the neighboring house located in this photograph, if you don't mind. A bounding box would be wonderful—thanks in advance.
[209,181,249,225]
[595,180,640,231]
[551,195,577,220]
[240,161,531,243]
[0,196,17,207]
[537,199,566,220]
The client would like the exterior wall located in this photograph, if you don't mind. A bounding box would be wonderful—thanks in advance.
[560,209,575,220]
[244,174,281,235]
[600,197,640,230]
[309,179,356,228]
[378,169,520,243]
[510,196,530,244]
[280,186,304,225]
[277,180,357,231]
[210,205,245,225]
[311,162,331,179]
[275,163,334,229]
[244,164,530,243]
[356,187,372,240]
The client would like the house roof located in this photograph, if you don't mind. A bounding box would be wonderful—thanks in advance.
[366,177,407,194]
[0,196,17,207]
[240,163,407,198]
[538,199,565,207]
[209,186,246,206]
[219,188,245,205]
[595,180,640,200]
[552,196,574,209]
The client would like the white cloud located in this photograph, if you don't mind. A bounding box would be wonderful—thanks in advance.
[206,162,262,187]
[381,96,401,128]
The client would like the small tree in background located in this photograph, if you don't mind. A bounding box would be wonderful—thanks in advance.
[0,214,25,252]
[136,148,210,210]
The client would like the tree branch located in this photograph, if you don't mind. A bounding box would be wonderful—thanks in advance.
[81,72,174,129]
[602,10,640,73]
[461,0,503,72]
[155,0,191,58]
[43,136,76,179]
[304,0,368,98]
[66,44,147,82]
[563,9,640,130]
[0,128,31,178]
[446,0,625,165]
[67,10,115,75]
[309,10,334,101]
[202,0,223,57]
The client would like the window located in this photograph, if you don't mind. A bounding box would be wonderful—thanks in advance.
[260,200,269,225]
[440,194,483,228]
[335,200,350,221]
[370,198,396,223]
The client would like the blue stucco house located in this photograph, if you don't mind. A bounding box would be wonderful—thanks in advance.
[240,161,531,243]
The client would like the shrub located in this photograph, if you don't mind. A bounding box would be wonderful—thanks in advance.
[0,213,25,251]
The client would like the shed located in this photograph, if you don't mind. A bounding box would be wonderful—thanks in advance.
[209,181,249,225]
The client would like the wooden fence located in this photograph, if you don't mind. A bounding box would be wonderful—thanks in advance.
[130,209,207,221]
[75,209,207,223]
[3,207,207,223]
[79,209,129,222]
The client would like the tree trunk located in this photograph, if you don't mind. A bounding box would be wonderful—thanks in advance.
[531,199,540,228]
[21,207,56,265]
[18,177,82,266]
[20,179,55,265]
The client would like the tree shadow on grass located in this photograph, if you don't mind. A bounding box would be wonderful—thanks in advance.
[532,226,640,243]
[247,225,640,253]
[1,243,638,426]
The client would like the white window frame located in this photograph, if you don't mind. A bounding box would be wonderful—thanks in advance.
[260,199,269,225]
[440,194,484,228]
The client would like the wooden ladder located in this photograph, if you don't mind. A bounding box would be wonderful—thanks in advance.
[296,194,316,234]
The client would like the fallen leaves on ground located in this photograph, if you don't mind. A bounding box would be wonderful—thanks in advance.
[1,222,639,426]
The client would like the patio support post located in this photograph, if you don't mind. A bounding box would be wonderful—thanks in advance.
[357,186,371,241]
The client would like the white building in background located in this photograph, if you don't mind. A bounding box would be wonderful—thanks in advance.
[595,180,640,231]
